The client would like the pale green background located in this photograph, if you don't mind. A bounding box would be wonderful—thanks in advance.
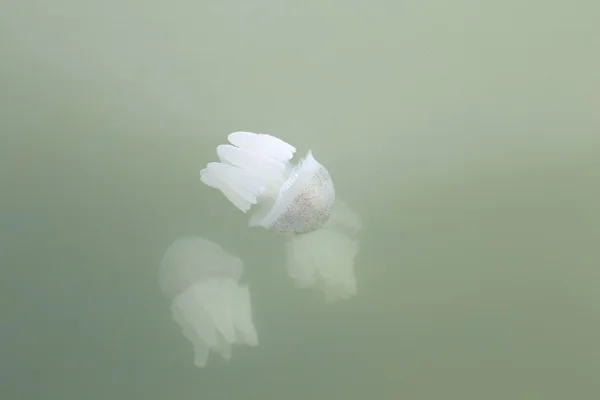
[1,1,599,399]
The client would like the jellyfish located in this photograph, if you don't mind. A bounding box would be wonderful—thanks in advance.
[200,131,361,302]
[159,236,258,367]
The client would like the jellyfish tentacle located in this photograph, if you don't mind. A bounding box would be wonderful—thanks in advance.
[216,144,289,191]
[227,131,296,162]
[200,162,264,212]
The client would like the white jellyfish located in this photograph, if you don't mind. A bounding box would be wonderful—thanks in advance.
[200,131,362,302]
[159,236,258,367]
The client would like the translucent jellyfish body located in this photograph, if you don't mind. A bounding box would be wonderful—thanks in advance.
[200,132,362,302]
[159,237,258,367]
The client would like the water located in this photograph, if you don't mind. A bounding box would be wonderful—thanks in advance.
[1,0,599,399]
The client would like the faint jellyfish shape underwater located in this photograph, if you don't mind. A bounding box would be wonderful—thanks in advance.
[200,131,362,302]
[159,236,258,367]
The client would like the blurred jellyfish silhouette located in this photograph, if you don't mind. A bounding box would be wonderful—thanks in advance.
[200,131,361,302]
[159,236,258,367]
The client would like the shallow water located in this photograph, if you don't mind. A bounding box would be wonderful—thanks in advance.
[1,1,599,399]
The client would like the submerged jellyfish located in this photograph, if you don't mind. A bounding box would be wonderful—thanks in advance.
[159,237,258,367]
[200,131,361,302]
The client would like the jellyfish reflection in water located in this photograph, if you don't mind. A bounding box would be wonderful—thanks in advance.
[159,237,258,367]
[200,131,361,302]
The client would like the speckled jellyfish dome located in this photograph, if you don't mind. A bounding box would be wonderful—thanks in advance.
[200,131,335,235]
[258,150,335,234]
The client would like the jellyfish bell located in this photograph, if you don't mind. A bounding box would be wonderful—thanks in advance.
[159,236,258,367]
[200,132,361,302]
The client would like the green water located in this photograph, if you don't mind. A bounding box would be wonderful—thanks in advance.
[1,1,599,399]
